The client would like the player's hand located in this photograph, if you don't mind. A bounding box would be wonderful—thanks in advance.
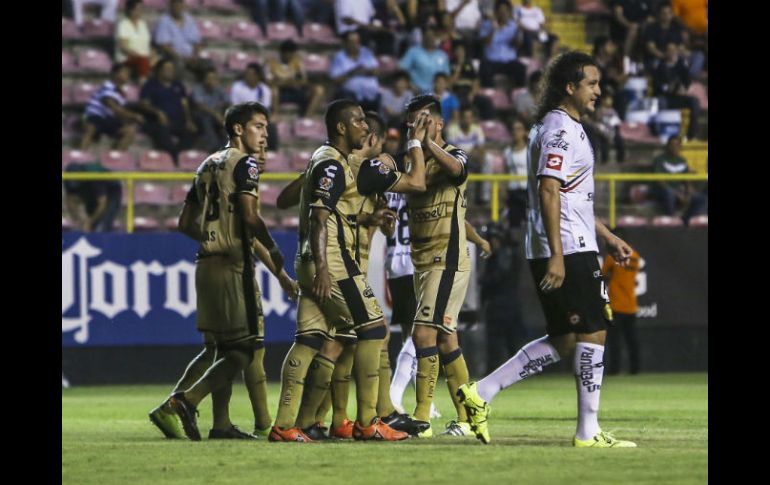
[607,235,633,267]
[407,112,430,142]
[313,270,332,303]
[371,208,397,227]
[540,254,565,293]
[478,238,493,259]
[278,270,299,302]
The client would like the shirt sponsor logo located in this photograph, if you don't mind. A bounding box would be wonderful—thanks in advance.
[545,130,570,150]
[545,153,563,170]
[411,203,446,222]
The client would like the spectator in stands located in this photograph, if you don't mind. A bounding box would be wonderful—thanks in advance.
[449,41,494,120]
[383,127,402,156]
[335,0,375,36]
[330,30,382,112]
[153,0,202,72]
[399,23,451,94]
[642,4,704,78]
[380,70,414,128]
[139,58,198,163]
[405,0,443,29]
[583,93,626,164]
[478,0,526,88]
[71,0,118,26]
[433,73,460,123]
[191,67,228,152]
[80,63,144,151]
[609,0,656,62]
[652,42,700,140]
[513,0,550,59]
[229,62,279,150]
[446,104,487,202]
[502,118,528,228]
[437,10,462,58]
[245,0,306,37]
[64,162,122,232]
[267,40,325,118]
[115,0,153,82]
[592,36,628,118]
[512,70,542,126]
[445,0,483,41]
[650,135,707,223]
[672,0,708,37]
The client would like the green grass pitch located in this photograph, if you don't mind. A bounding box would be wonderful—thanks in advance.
[62,372,707,485]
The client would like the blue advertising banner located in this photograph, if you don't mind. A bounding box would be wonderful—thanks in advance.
[62,232,299,347]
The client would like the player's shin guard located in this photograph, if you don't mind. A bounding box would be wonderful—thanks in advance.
[574,342,605,441]
[315,389,332,425]
[353,325,387,424]
[377,349,396,417]
[296,355,336,429]
[390,337,416,412]
[477,335,561,402]
[244,345,272,431]
[414,346,440,422]
[273,340,321,428]
[441,349,470,422]
[331,342,356,429]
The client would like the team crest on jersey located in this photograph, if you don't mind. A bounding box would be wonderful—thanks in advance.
[567,312,581,326]
[377,163,391,175]
[248,166,259,179]
[546,153,563,170]
[319,176,333,190]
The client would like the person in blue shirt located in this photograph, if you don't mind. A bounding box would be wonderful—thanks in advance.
[330,29,382,112]
[433,73,460,123]
[399,23,451,94]
[478,0,526,88]
[153,0,201,72]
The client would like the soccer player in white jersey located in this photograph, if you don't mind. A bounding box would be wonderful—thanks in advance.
[458,51,638,448]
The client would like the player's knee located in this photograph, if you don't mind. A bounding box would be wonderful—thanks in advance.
[356,323,387,340]
[412,325,436,348]
[320,339,345,361]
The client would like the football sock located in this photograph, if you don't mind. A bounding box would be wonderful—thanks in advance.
[296,355,335,429]
[315,389,332,425]
[211,380,233,430]
[273,343,318,428]
[575,342,605,440]
[377,348,396,417]
[353,338,383,424]
[441,348,470,422]
[414,346,440,422]
[390,337,416,412]
[243,346,271,431]
[331,343,356,429]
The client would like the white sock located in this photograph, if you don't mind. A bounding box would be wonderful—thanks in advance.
[390,337,416,413]
[477,335,560,402]
[574,342,605,440]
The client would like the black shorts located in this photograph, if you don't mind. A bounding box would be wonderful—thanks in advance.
[387,274,416,337]
[85,114,123,137]
[529,251,608,337]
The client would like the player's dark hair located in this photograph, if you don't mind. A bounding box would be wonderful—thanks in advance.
[406,94,442,117]
[365,111,386,138]
[535,51,598,122]
[325,98,360,138]
[224,102,270,138]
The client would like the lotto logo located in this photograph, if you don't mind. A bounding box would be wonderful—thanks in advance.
[545,153,563,170]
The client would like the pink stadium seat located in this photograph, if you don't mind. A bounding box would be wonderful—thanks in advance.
[480,120,511,143]
[227,51,258,72]
[62,83,73,106]
[82,19,114,38]
[275,120,293,141]
[267,22,298,42]
[201,0,240,12]
[198,49,226,70]
[619,122,659,144]
[377,55,397,74]
[62,50,76,73]
[133,216,161,232]
[266,151,291,172]
[72,82,99,104]
[687,81,708,110]
[135,183,172,205]
[142,0,170,8]
[170,184,192,204]
[101,150,138,171]
[479,88,511,110]
[652,215,683,227]
[293,117,326,141]
[291,151,312,171]
[629,184,650,204]
[519,57,543,77]
[78,49,112,73]
[62,18,81,39]
[139,150,176,171]
[304,53,330,74]
[178,150,207,171]
[689,215,708,227]
[259,183,280,206]
[123,83,140,102]
[305,22,340,45]
[229,20,263,42]
[575,0,611,14]
[616,215,648,227]
[197,19,226,41]
[164,216,179,230]
[62,149,98,168]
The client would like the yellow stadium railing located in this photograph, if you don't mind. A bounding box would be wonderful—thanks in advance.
[62,172,708,233]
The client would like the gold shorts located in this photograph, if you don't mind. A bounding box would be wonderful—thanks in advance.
[413,269,470,334]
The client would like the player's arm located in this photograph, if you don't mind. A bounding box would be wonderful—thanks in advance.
[253,239,299,301]
[178,200,203,242]
[425,140,467,179]
[539,176,565,292]
[310,207,332,302]
[276,172,305,209]
[596,219,633,267]
[465,220,492,258]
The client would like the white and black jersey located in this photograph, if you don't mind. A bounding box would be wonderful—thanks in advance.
[525,109,598,260]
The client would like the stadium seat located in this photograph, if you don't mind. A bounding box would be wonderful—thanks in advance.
[201,0,241,12]
[688,215,708,227]
[170,183,192,204]
[616,215,648,227]
[575,0,611,14]
[62,17,81,39]
[227,50,258,72]
[267,22,298,42]
[142,0,172,8]
[101,150,138,171]
[619,122,659,144]
[133,216,161,232]
[259,183,281,206]
[77,49,112,73]
[82,19,114,38]
[62,83,73,106]
[652,215,684,227]
[266,151,291,172]
[479,88,512,111]
[629,184,650,204]
[260,214,279,227]
[480,120,511,143]
[273,120,291,143]
[305,22,340,45]
[135,183,172,205]
[198,48,227,70]
[62,149,98,169]
[304,53,330,74]
[229,20,264,43]
[178,150,206,171]
[293,117,326,141]
[62,216,75,231]
[291,151,312,171]
[62,50,76,73]
[377,55,397,74]
[72,82,99,104]
[139,150,176,171]
[197,19,226,41]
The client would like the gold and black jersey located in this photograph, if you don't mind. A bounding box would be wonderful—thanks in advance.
[406,143,471,272]
[348,153,379,274]
[186,147,260,264]
[297,143,362,280]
